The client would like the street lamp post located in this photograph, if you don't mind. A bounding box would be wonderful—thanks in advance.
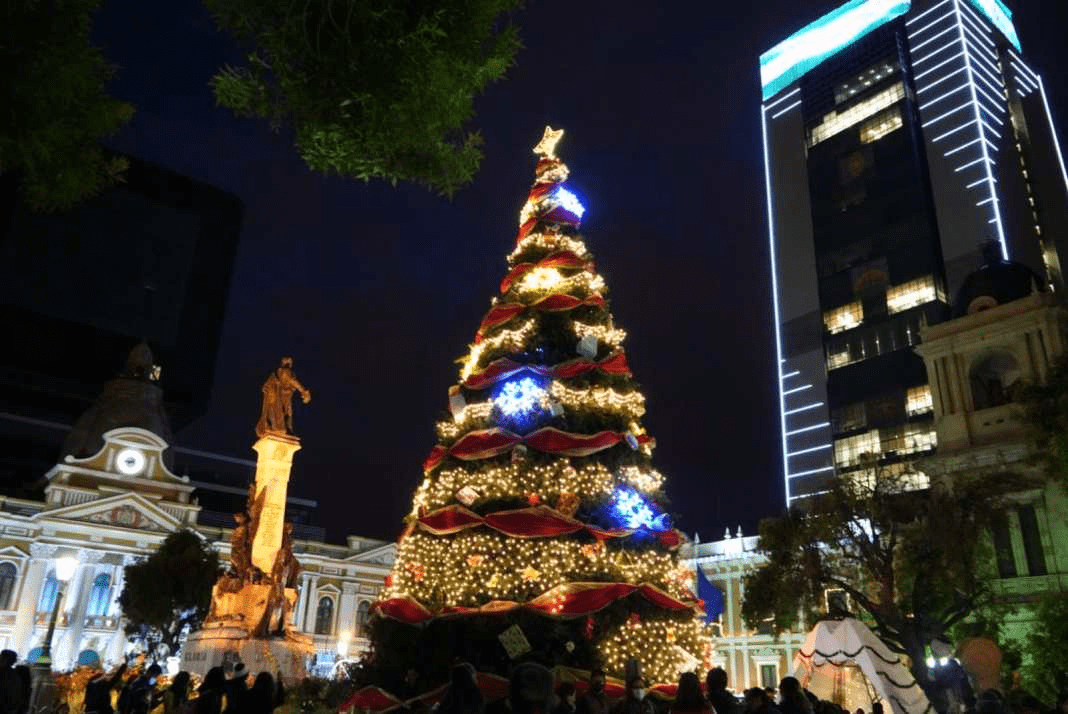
[30,556,79,712]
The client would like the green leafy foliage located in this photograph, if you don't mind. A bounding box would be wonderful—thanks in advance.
[0,0,134,212]
[1020,592,1068,704]
[119,529,220,658]
[1017,353,1068,487]
[741,465,1015,701]
[204,0,524,196]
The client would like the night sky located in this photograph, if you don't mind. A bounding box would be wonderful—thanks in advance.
[91,0,1068,544]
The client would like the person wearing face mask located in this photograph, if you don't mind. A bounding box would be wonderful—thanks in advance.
[578,670,609,714]
[611,676,655,714]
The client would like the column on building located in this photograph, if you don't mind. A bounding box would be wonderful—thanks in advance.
[11,546,53,657]
[105,558,131,667]
[293,572,311,631]
[337,582,358,641]
[302,574,320,633]
[55,556,97,670]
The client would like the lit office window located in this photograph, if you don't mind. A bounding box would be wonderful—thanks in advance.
[808,83,906,147]
[832,402,867,433]
[886,276,941,314]
[834,430,881,468]
[827,344,852,370]
[835,63,896,104]
[906,385,934,416]
[824,301,863,334]
[860,107,903,144]
[882,423,937,456]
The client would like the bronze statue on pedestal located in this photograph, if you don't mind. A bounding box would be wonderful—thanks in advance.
[256,357,311,438]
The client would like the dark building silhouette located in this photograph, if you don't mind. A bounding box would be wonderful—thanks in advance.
[0,152,242,490]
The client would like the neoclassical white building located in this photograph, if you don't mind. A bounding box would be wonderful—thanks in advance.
[0,421,394,673]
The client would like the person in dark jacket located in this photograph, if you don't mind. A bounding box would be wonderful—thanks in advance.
[743,688,779,714]
[777,679,811,714]
[578,670,610,714]
[194,667,227,714]
[431,663,484,714]
[706,668,738,714]
[222,662,249,713]
[85,662,127,714]
[555,682,578,714]
[248,672,280,713]
[124,663,162,714]
[510,662,555,714]
[671,673,712,714]
[611,676,655,714]
[0,650,23,714]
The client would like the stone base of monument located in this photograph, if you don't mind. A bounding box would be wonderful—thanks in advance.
[181,621,314,680]
[181,581,310,679]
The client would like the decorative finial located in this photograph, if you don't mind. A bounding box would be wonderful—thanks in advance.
[533,126,565,160]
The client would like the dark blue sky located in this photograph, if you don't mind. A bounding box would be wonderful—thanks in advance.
[92,0,1068,543]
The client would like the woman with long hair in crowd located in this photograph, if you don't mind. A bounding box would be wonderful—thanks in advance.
[671,672,713,714]
[162,671,191,714]
[194,667,227,714]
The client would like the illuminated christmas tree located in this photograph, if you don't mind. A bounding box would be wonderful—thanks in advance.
[370,127,712,689]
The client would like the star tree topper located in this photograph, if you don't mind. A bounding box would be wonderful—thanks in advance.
[534,126,565,159]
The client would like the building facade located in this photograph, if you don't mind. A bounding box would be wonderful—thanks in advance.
[682,533,809,693]
[0,424,394,674]
[760,0,1068,504]
[914,262,1068,650]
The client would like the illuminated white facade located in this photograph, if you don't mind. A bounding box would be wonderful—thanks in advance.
[0,427,393,674]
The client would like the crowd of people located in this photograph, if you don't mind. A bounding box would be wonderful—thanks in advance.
[4,646,1068,714]
[423,662,1068,714]
[0,649,285,714]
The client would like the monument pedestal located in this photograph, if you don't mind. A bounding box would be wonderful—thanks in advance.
[182,622,314,680]
[182,432,310,678]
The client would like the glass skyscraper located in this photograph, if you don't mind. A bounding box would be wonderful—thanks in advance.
[760,0,1068,505]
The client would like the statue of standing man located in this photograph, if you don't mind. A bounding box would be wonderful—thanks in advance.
[256,357,312,438]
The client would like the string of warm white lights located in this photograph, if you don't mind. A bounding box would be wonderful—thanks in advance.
[572,321,627,348]
[509,232,590,264]
[548,381,645,419]
[460,318,537,380]
[598,618,713,685]
[386,530,685,607]
[512,267,607,299]
[409,459,621,515]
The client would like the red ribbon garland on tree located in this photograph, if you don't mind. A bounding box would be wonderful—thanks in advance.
[422,427,654,473]
[373,581,700,625]
[416,504,631,540]
[462,350,630,391]
[499,250,594,293]
[475,293,606,342]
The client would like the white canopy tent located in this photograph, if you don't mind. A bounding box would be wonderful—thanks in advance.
[791,618,933,714]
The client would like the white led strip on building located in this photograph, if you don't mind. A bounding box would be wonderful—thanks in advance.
[760,102,794,507]
[908,0,1009,257]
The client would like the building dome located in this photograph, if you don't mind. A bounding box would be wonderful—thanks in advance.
[953,243,1042,317]
[61,342,174,464]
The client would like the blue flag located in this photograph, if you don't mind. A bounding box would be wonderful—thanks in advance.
[696,566,724,623]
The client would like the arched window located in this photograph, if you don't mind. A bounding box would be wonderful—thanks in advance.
[38,570,59,613]
[356,600,370,629]
[971,350,1021,410]
[0,563,16,610]
[314,597,334,635]
[86,573,112,617]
